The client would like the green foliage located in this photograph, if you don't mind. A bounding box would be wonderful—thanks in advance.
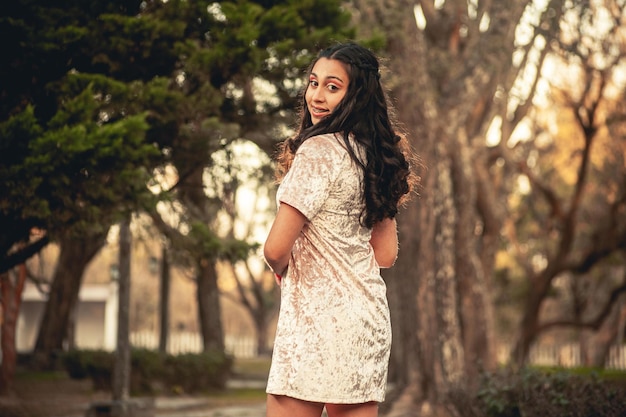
[0,87,156,236]
[1,0,354,269]
[162,351,234,393]
[2,1,185,266]
[130,348,165,393]
[0,107,43,211]
[62,348,233,394]
[62,349,115,390]
[448,367,626,417]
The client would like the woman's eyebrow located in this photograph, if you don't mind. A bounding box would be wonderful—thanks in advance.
[328,75,345,83]
[310,72,345,83]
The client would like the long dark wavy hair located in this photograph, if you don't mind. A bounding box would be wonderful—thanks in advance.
[276,42,417,228]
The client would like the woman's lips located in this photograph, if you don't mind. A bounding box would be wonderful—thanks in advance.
[310,106,328,117]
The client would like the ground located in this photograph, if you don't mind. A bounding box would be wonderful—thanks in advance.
[1,374,111,417]
[0,358,269,417]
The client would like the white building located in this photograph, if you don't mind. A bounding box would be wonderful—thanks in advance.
[17,282,118,352]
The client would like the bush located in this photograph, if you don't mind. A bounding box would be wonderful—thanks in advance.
[448,367,626,417]
[62,350,89,379]
[130,349,165,394]
[62,349,114,390]
[62,349,233,395]
[163,351,233,393]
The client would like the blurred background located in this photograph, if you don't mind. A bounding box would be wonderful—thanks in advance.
[1,0,625,416]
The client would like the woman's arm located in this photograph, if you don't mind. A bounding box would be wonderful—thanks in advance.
[370,217,398,268]
[263,202,307,278]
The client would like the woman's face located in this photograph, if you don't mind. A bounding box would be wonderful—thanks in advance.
[305,58,350,125]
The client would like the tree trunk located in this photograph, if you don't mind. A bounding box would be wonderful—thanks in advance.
[158,244,170,354]
[32,227,108,369]
[450,130,497,382]
[0,264,27,395]
[511,271,553,367]
[174,129,225,353]
[112,217,131,402]
[379,1,434,399]
[253,312,271,356]
[197,259,224,351]
[66,304,77,351]
[349,1,532,414]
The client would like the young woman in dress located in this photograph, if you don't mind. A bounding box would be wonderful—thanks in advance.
[264,42,416,417]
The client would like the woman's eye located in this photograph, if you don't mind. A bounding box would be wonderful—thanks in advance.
[328,84,339,91]
[309,80,319,87]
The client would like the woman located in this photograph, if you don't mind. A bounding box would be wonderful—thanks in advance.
[263,42,416,417]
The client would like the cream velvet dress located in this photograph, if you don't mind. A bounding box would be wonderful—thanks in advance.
[266,133,391,404]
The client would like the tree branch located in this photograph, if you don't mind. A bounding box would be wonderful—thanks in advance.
[0,235,50,274]
[230,262,254,312]
[537,282,626,333]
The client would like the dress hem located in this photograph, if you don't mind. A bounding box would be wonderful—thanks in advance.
[265,388,385,404]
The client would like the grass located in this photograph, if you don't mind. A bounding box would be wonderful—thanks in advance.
[13,370,68,382]
[532,365,626,386]
[207,387,267,404]
[232,356,272,379]
[5,358,269,417]
[11,356,272,398]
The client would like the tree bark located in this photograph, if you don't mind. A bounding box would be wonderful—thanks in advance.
[32,227,108,369]
[174,125,226,353]
[350,0,534,414]
[0,264,27,395]
[158,244,170,354]
[197,259,224,351]
[253,313,270,356]
[450,130,497,382]
[112,217,131,402]
[228,262,279,357]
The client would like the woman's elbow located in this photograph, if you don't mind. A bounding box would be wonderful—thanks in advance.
[263,244,280,271]
[378,260,395,269]
[375,248,398,269]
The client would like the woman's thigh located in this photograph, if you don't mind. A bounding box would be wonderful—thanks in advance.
[325,402,378,417]
[266,394,325,417]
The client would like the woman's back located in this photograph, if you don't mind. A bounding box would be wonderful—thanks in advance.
[268,133,391,404]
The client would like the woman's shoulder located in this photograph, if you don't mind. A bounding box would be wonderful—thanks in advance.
[299,133,346,155]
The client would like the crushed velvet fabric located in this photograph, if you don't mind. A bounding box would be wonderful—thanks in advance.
[266,133,391,404]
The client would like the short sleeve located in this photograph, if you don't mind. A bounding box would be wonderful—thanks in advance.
[277,135,345,220]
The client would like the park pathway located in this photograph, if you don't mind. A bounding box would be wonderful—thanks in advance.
[154,379,266,417]
[155,398,265,417]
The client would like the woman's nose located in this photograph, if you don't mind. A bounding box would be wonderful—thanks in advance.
[312,88,324,102]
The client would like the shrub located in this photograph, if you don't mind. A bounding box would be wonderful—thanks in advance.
[62,349,90,379]
[162,350,233,393]
[130,349,165,394]
[447,367,626,417]
[62,349,114,390]
[61,349,233,395]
